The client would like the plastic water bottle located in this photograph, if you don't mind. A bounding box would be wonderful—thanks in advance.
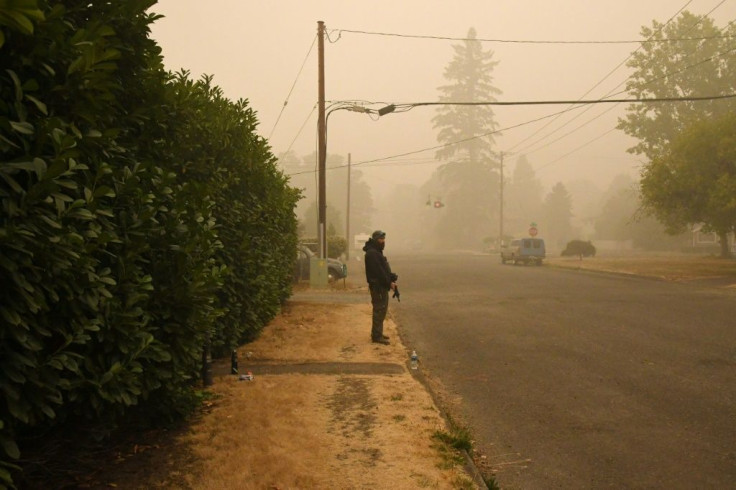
[410,350,418,370]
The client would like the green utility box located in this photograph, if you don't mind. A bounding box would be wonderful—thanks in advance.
[309,257,328,288]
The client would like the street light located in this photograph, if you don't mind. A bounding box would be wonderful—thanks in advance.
[315,21,395,271]
[378,104,396,116]
[318,102,394,262]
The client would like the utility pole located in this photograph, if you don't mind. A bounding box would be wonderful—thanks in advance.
[317,21,327,259]
[499,151,504,249]
[346,152,351,261]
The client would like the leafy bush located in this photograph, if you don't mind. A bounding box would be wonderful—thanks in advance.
[0,1,299,485]
[561,240,597,258]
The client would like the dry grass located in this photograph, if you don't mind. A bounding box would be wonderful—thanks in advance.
[546,254,736,283]
[102,300,476,490]
[248,301,404,363]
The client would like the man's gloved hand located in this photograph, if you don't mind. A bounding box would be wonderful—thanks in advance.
[390,273,399,301]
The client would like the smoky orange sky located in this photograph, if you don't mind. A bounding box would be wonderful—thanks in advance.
[149,0,736,201]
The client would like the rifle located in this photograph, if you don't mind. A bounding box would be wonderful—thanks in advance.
[390,273,400,302]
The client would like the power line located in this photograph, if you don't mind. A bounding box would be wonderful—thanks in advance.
[507,0,696,156]
[284,103,316,154]
[267,35,317,140]
[284,109,565,176]
[287,3,734,176]
[391,93,736,109]
[331,2,724,170]
[522,103,619,157]
[284,81,734,175]
[520,42,736,156]
[535,128,619,173]
[334,28,734,45]
[512,0,732,161]
[285,91,735,177]
[525,43,736,161]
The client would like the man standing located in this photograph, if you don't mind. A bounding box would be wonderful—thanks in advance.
[363,230,397,345]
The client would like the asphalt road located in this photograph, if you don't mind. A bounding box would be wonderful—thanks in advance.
[390,253,736,489]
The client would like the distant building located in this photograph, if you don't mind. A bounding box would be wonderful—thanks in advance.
[353,233,370,250]
[691,224,735,253]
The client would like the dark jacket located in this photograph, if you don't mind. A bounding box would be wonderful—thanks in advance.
[363,238,393,290]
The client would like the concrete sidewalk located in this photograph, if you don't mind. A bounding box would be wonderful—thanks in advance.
[200,288,486,489]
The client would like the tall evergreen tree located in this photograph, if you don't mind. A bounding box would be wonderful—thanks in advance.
[506,155,544,237]
[430,27,502,249]
[544,183,573,250]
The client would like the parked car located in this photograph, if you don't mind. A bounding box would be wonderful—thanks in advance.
[294,245,347,282]
[500,238,546,265]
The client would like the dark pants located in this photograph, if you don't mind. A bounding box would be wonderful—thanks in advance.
[369,285,389,340]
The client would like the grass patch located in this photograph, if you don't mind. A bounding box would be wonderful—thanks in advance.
[432,414,503,488]
[431,429,469,470]
[432,426,472,452]
[484,475,501,489]
[194,389,219,402]
[410,472,436,488]
[451,475,478,489]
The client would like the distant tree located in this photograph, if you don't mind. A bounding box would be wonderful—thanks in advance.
[617,12,736,256]
[418,171,447,251]
[277,150,312,225]
[617,11,736,160]
[506,155,544,236]
[294,151,374,242]
[594,175,636,240]
[595,186,687,251]
[381,183,426,251]
[301,199,344,238]
[595,187,638,241]
[640,112,736,257]
[276,150,302,175]
[564,179,602,235]
[628,213,689,251]
[600,174,636,206]
[430,27,502,249]
[326,163,374,241]
[543,183,573,249]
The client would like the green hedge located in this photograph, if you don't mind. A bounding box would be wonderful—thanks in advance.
[0,1,299,486]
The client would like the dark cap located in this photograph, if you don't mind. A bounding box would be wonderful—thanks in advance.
[371,230,386,240]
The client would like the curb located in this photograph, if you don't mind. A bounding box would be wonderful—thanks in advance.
[396,321,489,490]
